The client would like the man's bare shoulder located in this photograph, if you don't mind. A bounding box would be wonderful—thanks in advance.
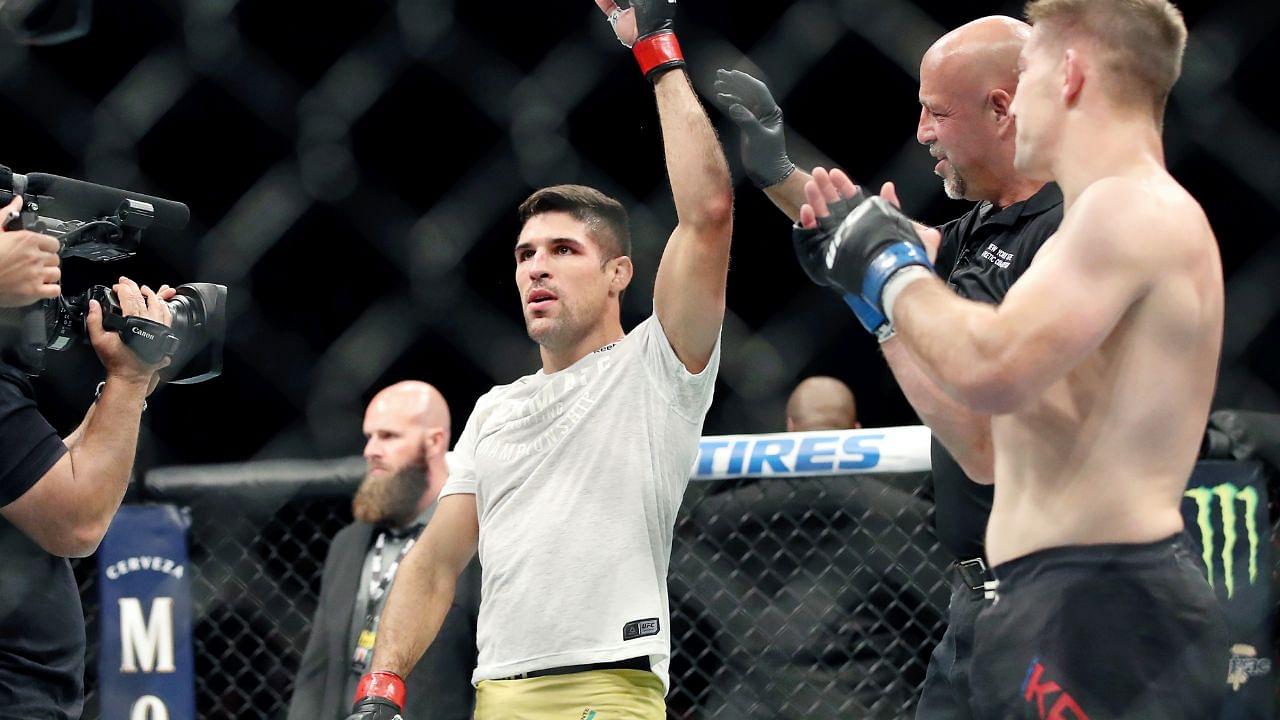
[1061,175,1211,263]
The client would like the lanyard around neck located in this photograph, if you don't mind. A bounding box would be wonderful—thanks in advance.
[368,525,423,603]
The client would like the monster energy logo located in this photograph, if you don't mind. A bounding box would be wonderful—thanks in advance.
[1184,483,1260,599]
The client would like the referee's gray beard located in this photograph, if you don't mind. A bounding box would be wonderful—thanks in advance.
[353,463,428,528]
[943,163,968,200]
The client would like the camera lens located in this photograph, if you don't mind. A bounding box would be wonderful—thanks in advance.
[38,282,227,384]
[160,283,226,384]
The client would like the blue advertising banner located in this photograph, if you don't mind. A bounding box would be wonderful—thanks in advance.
[97,504,195,720]
[1182,460,1274,720]
[690,426,932,479]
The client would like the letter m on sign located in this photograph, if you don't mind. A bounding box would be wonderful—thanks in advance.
[119,597,176,673]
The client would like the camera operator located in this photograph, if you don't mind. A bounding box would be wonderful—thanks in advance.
[0,268,173,720]
[0,196,61,307]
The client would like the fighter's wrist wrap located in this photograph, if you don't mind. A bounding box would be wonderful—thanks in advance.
[860,243,933,314]
[842,293,894,343]
[354,671,406,708]
[881,265,933,325]
[633,30,684,81]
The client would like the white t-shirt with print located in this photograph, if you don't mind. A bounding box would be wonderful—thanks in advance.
[439,314,720,692]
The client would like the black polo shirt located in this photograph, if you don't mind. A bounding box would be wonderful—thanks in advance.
[0,360,83,720]
[928,183,1063,561]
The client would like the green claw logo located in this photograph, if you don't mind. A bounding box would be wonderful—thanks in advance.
[1184,483,1260,599]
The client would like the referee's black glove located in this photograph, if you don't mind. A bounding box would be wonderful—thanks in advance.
[714,69,796,188]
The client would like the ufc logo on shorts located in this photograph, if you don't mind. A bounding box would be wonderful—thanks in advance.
[1022,659,1089,719]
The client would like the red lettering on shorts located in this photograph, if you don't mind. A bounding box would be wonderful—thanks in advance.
[1022,660,1090,720]
[1024,662,1062,717]
[1048,693,1089,720]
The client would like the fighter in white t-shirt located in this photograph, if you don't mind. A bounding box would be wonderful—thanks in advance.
[344,2,732,718]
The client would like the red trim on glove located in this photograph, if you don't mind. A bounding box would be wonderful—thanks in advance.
[632,30,684,80]
[354,671,406,708]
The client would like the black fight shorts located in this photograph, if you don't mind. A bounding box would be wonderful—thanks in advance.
[968,534,1228,720]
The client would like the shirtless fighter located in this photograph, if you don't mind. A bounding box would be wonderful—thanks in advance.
[790,0,1227,717]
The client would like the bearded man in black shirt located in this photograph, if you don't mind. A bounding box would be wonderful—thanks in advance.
[716,16,1062,719]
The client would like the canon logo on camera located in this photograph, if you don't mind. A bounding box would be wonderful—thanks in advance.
[131,326,155,341]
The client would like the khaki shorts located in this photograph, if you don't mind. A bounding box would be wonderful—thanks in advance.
[474,668,665,720]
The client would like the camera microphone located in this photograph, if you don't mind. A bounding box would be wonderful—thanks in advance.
[3,171,190,230]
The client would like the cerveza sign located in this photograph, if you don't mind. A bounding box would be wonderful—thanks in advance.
[689,427,933,480]
[98,505,196,720]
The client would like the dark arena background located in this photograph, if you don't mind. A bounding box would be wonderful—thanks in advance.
[2,0,1279,718]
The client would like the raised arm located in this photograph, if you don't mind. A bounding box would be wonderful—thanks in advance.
[651,70,734,372]
[598,0,733,373]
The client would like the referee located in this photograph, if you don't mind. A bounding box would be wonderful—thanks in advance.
[716,16,1062,718]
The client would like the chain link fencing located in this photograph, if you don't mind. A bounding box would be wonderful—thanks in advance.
[70,461,949,719]
[66,451,1280,718]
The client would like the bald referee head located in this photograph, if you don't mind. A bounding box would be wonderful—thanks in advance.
[786,376,859,432]
[917,16,1040,205]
